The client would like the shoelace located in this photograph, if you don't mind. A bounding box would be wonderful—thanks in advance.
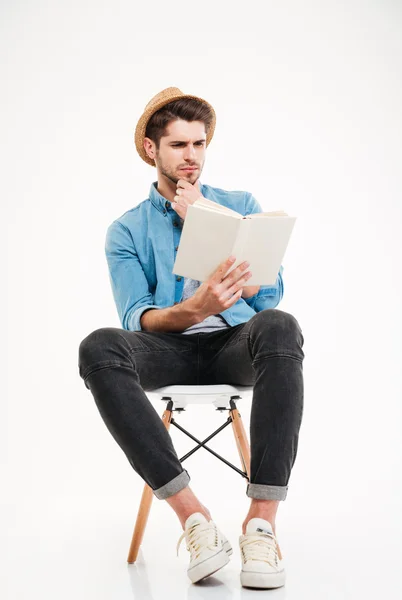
[176,521,219,559]
[240,532,279,567]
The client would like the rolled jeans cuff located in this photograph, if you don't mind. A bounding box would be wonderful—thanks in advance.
[153,469,191,500]
[247,483,288,501]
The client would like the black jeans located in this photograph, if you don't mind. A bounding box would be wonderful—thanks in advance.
[78,309,305,501]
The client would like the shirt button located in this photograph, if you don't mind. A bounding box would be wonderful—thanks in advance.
[176,276,182,281]
[175,246,178,251]
[173,222,178,227]
[165,201,169,209]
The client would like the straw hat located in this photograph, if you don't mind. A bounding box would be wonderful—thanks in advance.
[134,87,216,166]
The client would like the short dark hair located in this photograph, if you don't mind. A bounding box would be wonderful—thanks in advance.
[145,98,214,149]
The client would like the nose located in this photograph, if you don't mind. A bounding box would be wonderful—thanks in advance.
[183,144,197,161]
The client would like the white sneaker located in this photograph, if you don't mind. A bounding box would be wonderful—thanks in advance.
[177,512,232,583]
[239,518,286,589]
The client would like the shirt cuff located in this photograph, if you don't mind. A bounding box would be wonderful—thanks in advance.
[243,265,284,310]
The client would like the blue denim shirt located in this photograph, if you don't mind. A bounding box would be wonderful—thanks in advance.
[105,181,284,331]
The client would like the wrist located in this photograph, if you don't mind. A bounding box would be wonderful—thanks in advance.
[184,298,209,323]
[241,285,260,299]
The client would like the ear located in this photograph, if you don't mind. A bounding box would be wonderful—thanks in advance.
[143,137,155,160]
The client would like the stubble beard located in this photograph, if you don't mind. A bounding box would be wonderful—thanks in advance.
[157,154,203,186]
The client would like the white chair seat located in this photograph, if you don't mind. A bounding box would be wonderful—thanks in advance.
[146,384,254,409]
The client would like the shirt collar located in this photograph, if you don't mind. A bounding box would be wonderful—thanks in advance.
[149,180,204,215]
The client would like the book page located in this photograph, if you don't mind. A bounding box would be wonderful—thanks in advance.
[173,203,241,281]
[225,219,252,277]
[248,210,289,217]
[237,216,297,285]
[194,197,242,218]
[192,204,240,219]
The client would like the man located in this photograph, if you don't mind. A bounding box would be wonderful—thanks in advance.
[78,87,305,589]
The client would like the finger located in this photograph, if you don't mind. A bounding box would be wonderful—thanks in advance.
[209,256,236,283]
[174,194,192,204]
[225,289,243,308]
[222,261,250,286]
[226,272,252,296]
[171,202,185,217]
[177,179,192,189]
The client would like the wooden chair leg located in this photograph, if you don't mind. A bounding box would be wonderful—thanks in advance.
[127,404,173,563]
[230,402,283,561]
[230,404,251,477]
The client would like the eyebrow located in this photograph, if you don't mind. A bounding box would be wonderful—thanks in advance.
[169,139,206,144]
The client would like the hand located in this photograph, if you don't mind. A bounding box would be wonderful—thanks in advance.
[241,285,260,298]
[171,179,203,220]
[189,256,252,320]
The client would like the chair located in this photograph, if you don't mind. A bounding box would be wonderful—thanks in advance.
[127,384,254,564]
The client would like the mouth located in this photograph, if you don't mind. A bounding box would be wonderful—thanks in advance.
[179,167,198,172]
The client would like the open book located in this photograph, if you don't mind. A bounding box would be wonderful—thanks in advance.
[173,197,297,286]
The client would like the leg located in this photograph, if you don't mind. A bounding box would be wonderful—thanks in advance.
[78,327,211,519]
[166,487,211,529]
[127,402,173,563]
[127,400,211,562]
[199,309,305,534]
[230,401,282,557]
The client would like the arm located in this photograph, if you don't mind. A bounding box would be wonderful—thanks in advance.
[140,302,203,332]
[241,192,285,311]
[105,220,205,332]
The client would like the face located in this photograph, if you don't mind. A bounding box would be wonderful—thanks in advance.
[145,119,207,185]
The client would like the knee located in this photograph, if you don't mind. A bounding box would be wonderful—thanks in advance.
[78,327,128,379]
[250,309,304,350]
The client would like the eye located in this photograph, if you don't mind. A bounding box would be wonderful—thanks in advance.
[172,141,205,147]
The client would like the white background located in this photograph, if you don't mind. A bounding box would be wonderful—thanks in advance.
[2,1,402,598]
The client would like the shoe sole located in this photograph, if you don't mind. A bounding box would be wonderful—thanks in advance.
[188,543,232,584]
[240,569,286,589]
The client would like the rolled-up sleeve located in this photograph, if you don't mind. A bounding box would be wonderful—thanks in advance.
[242,192,285,312]
[105,220,162,331]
